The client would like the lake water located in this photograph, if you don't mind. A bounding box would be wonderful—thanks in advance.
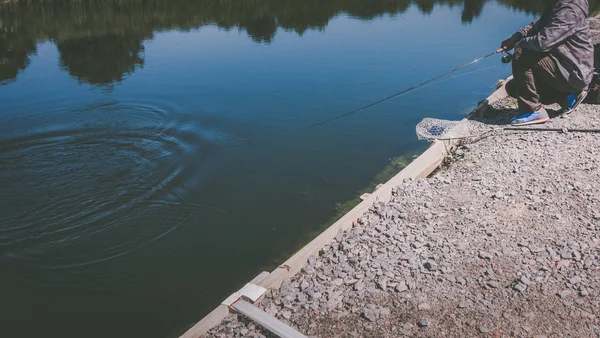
[0,1,540,337]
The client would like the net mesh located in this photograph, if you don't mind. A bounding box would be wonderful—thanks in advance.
[415,118,494,141]
[416,118,463,140]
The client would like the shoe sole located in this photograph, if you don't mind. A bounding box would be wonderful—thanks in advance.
[561,91,588,115]
[511,116,550,126]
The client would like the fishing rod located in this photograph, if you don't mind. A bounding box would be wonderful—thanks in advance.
[300,50,504,130]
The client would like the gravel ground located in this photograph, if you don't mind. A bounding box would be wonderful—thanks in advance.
[206,98,600,338]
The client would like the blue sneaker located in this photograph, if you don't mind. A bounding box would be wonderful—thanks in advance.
[558,90,587,115]
[511,107,549,125]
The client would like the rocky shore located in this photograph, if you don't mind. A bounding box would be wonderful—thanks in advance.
[206,98,600,337]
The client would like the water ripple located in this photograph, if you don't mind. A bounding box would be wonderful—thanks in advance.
[0,101,230,288]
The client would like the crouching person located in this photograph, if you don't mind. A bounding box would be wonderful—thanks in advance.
[499,0,594,125]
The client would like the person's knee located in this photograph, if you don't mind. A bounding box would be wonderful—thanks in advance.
[505,78,517,98]
[511,52,525,72]
[512,48,537,69]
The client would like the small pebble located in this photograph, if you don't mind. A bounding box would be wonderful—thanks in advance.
[395,282,408,292]
[423,261,438,271]
[479,325,493,333]
[558,290,572,299]
[479,251,492,260]
[418,318,431,327]
[487,281,500,289]
[514,283,527,293]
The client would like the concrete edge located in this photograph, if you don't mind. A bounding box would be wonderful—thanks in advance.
[180,271,271,338]
[181,80,511,338]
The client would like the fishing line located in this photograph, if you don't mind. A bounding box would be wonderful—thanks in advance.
[402,65,499,99]
[299,51,500,131]
[443,65,498,80]
[227,52,505,196]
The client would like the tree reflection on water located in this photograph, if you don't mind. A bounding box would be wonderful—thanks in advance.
[1,0,581,85]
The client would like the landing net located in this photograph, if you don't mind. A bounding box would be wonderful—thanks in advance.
[416,118,471,141]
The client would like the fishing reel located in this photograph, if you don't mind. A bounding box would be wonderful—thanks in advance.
[501,51,513,65]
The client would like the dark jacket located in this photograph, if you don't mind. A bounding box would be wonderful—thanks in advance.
[514,0,594,90]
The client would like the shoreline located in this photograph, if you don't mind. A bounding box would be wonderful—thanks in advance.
[203,94,600,338]
[181,82,500,337]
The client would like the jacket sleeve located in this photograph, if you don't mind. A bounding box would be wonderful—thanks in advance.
[517,19,540,38]
[517,6,579,52]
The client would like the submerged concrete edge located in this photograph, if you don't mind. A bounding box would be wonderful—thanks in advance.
[181,80,510,338]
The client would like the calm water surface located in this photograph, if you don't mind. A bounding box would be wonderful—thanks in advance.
[0,1,539,337]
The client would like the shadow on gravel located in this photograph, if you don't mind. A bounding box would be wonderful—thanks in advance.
[471,96,563,126]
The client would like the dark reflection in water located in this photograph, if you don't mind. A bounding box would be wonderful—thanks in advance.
[3,0,596,85]
[57,35,148,85]
[0,31,37,85]
[0,1,588,337]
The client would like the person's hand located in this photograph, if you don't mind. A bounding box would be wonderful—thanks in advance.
[497,35,520,53]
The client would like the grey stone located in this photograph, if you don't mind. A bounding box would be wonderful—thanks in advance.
[479,326,493,333]
[412,241,424,249]
[297,293,307,303]
[395,281,408,292]
[529,245,545,253]
[423,261,438,271]
[479,251,493,260]
[514,283,527,293]
[418,318,431,327]
[569,276,582,284]
[558,290,572,298]
[281,310,292,320]
[344,277,359,285]
[520,276,532,285]
[487,281,500,289]
[265,303,278,316]
[376,278,388,291]
[362,308,380,322]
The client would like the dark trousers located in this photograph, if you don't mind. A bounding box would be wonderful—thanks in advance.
[507,49,577,113]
